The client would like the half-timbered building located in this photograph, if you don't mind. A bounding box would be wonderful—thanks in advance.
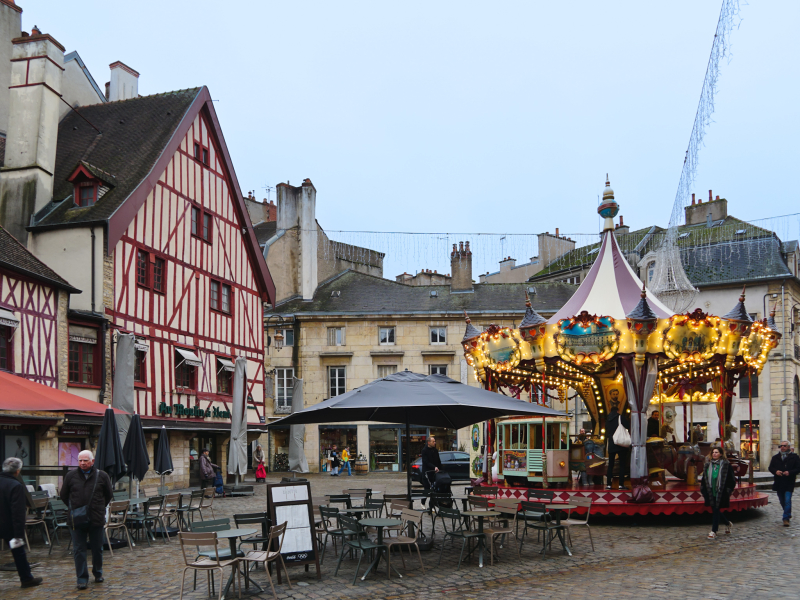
[0,30,275,487]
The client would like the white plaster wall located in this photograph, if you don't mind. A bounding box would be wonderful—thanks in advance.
[108,65,138,101]
[60,58,105,119]
[300,186,317,300]
[0,3,21,136]
[29,227,103,312]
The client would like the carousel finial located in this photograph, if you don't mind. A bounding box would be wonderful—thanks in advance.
[463,309,471,324]
[739,285,746,303]
[525,291,532,307]
[641,282,647,299]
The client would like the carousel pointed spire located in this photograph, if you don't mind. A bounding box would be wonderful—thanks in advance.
[520,291,547,328]
[722,284,752,322]
[462,309,481,343]
[626,283,658,321]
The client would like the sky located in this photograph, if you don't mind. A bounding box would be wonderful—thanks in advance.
[21,1,800,278]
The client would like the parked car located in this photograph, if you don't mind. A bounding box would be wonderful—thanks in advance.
[410,451,471,482]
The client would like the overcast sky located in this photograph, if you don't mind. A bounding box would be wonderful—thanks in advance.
[23,1,800,276]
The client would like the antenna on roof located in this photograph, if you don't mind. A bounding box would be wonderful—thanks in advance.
[263,184,274,202]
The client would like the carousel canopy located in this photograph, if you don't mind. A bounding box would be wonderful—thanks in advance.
[549,227,673,324]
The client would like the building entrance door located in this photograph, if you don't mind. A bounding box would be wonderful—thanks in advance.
[189,436,217,487]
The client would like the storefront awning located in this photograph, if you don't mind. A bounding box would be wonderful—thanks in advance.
[217,357,235,372]
[0,307,19,328]
[0,370,127,415]
[176,347,202,367]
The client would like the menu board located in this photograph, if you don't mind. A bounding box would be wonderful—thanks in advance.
[267,481,320,578]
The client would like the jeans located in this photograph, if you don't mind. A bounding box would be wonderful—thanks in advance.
[777,490,793,520]
[606,449,628,486]
[343,461,351,476]
[70,526,104,583]
[711,505,730,533]
[3,539,33,583]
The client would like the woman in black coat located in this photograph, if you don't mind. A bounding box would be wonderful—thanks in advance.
[700,447,736,539]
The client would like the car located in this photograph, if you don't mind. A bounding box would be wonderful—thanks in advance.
[410,451,472,482]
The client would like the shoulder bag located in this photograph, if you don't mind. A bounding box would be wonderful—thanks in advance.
[613,416,632,448]
[70,470,99,531]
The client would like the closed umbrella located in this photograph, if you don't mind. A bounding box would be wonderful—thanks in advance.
[122,414,150,497]
[95,407,127,486]
[112,333,135,446]
[227,356,248,484]
[154,425,174,496]
[287,377,309,474]
[270,370,566,500]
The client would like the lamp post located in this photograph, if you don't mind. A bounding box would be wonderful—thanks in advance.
[265,314,286,354]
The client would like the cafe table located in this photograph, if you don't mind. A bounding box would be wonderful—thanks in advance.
[461,510,499,568]
[529,504,574,556]
[358,518,403,580]
[216,527,259,597]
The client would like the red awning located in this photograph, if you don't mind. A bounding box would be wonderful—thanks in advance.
[0,370,127,415]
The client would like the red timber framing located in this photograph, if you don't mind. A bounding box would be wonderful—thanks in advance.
[107,107,268,424]
[0,268,59,387]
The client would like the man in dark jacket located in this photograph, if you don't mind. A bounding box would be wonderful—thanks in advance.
[59,450,113,590]
[0,458,42,588]
[199,448,219,489]
[646,410,661,438]
[605,401,630,490]
[768,441,800,526]
[420,436,442,504]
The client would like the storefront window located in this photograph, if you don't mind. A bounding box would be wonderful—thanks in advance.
[269,428,290,472]
[740,420,760,471]
[319,426,357,472]
[400,428,427,470]
[370,428,399,471]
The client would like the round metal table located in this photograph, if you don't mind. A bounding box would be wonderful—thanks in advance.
[358,518,403,580]
[216,528,258,597]
[461,510,499,568]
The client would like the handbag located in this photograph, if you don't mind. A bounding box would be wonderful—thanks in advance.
[69,470,99,531]
[613,415,632,448]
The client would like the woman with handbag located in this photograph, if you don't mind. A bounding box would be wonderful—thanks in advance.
[700,447,736,539]
[605,400,631,490]
[59,450,113,590]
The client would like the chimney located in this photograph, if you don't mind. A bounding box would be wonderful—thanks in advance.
[275,179,317,300]
[691,193,695,205]
[108,61,139,101]
[450,241,473,292]
[0,0,22,137]
[685,192,727,225]
[709,190,713,202]
[555,227,559,237]
[0,28,64,244]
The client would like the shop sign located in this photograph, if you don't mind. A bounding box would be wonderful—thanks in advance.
[0,424,21,430]
[158,402,231,419]
[60,425,91,436]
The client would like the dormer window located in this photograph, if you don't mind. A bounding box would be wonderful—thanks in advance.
[78,183,97,207]
[67,163,114,209]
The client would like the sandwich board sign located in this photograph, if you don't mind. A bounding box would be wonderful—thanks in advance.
[266,481,320,578]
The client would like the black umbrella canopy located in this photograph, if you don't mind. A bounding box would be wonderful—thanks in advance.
[154,425,174,475]
[122,414,150,482]
[94,407,127,484]
[269,371,566,429]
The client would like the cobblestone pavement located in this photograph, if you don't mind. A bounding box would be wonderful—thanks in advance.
[2,473,798,600]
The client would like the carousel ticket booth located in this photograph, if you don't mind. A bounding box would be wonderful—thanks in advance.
[462,183,778,515]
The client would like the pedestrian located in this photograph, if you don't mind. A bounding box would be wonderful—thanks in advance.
[605,400,630,490]
[768,440,800,527]
[329,445,340,476]
[420,436,442,505]
[341,446,352,476]
[0,457,42,588]
[199,448,218,489]
[59,450,113,590]
[252,444,264,470]
[700,447,735,539]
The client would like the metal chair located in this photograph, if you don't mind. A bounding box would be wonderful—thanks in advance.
[104,500,134,555]
[177,489,205,529]
[199,488,216,520]
[178,532,241,600]
[343,489,369,507]
[317,506,352,564]
[517,501,569,556]
[44,498,70,550]
[472,486,499,499]
[233,512,271,568]
[324,494,352,509]
[163,492,182,529]
[526,489,555,502]
[561,496,594,551]
[436,506,483,569]
[483,504,519,565]
[239,522,292,600]
[25,496,51,552]
[383,508,425,578]
[333,514,382,585]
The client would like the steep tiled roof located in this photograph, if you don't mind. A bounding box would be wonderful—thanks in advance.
[253,221,277,246]
[0,225,79,292]
[683,236,791,285]
[32,89,201,228]
[272,269,576,316]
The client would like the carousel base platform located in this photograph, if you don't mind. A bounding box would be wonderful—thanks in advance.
[485,480,768,516]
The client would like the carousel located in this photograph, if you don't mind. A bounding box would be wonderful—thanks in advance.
[462,180,779,515]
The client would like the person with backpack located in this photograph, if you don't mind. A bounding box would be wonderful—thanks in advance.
[605,400,630,490]
[199,448,219,490]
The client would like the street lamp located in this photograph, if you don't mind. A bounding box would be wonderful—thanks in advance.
[265,314,286,354]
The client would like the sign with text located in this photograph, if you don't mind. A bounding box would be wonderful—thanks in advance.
[158,402,230,420]
[266,481,320,578]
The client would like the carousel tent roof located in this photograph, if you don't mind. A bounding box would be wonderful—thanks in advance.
[549,229,673,323]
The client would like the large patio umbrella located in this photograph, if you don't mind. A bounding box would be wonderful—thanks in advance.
[122,413,150,497]
[227,356,248,484]
[270,370,566,499]
[154,425,174,495]
[95,407,127,485]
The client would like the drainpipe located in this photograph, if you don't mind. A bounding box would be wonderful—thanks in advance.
[100,319,108,403]
[782,281,788,445]
[90,227,96,314]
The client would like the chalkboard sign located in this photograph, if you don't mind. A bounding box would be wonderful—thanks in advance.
[266,481,321,578]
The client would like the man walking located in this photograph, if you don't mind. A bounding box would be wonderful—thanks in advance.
[420,436,442,504]
[0,458,42,588]
[59,450,113,590]
[768,440,800,526]
[341,446,352,476]
[647,410,661,438]
[199,448,218,489]
[605,400,630,490]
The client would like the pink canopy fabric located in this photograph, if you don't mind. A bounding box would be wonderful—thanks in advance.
[0,370,126,415]
[548,230,673,323]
